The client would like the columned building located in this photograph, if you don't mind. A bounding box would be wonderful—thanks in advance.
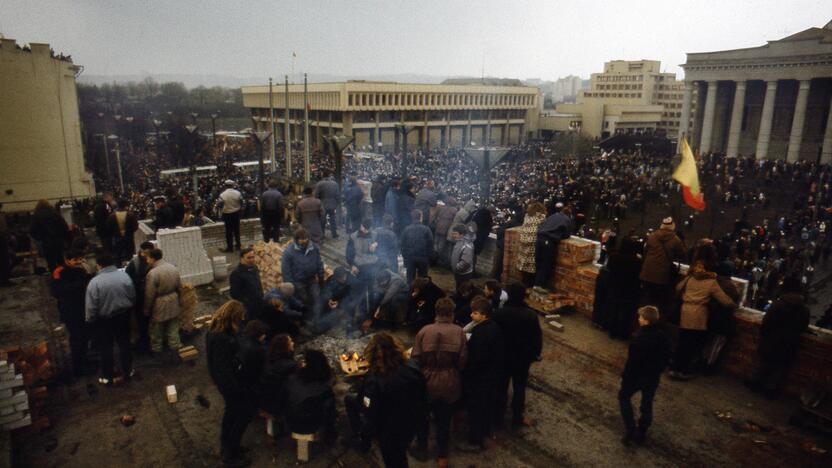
[681,21,832,162]
[241,81,540,150]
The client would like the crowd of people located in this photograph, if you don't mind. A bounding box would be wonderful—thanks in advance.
[5,136,829,467]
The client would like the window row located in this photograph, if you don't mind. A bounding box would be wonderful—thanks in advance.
[347,92,534,108]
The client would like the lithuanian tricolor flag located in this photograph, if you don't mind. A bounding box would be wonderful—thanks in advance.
[673,137,706,211]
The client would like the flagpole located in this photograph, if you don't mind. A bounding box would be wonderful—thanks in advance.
[269,77,276,173]
[304,72,310,182]
[284,75,291,179]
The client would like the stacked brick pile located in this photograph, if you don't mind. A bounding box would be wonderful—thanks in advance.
[156,227,214,286]
[252,240,289,292]
[502,230,599,316]
[0,343,51,432]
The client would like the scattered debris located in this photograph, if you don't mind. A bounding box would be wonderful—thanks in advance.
[196,395,210,409]
[548,320,564,332]
[802,442,827,454]
[178,346,199,362]
[166,385,177,404]
[120,414,135,427]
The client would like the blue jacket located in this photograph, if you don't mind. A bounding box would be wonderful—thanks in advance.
[85,266,136,322]
[281,242,324,284]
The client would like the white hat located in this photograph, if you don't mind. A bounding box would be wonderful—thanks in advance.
[224,179,235,186]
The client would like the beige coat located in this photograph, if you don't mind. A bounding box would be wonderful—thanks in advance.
[676,271,735,331]
[144,260,182,323]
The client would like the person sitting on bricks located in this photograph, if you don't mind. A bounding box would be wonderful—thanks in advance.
[367,269,409,331]
[315,266,359,334]
[618,305,672,446]
[406,276,446,332]
[284,349,337,443]
[263,282,306,322]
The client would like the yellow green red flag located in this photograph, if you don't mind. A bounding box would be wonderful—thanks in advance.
[673,137,706,211]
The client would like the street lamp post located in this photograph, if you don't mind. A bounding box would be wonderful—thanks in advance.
[396,124,416,177]
[249,131,273,194]
[108,135,124,194]
[210,112,219,147]
[328,134,355,196]
[189,112,199,125]
[184,124,200,201]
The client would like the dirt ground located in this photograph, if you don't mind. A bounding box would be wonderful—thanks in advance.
[2,238,831,467]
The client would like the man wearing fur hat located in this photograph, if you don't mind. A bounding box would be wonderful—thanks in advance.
[639,217,686,320]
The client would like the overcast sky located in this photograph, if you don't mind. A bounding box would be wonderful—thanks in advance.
[1,0,829,82]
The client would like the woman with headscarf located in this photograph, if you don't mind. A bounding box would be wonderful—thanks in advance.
[515,202,547,287]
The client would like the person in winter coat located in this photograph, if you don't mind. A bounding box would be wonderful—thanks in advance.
[314,174,341,239]
[396,181,416,234]
[107,199,139,264]
[483,280,508,312]
[399,210,434,284]
[453,200,476,226]
[384,178,401,230]
[414,180,438,225]
[259,334,297,418]
[284,349,337,440]
[126,242,154,354]
[236,320,269,398]
[606,237,644,340]
[85,251,135,385]
[296,187,325,245]
[670,257,736,379]
[253,296,300,339]
[143,248,182,354]
[450,224,475,292]
[452,281,482,327]
[371,175,388,227]
[344,177,365,234]
[93,193,114,252]
[263,282,306,321]
[619,306,672,446]
[314,267,358,333]
[640,217,686,319]
[470,206,494,256]
[51,248,92,377]
[702,262,741,373]
[407,276,446,331]
[412,298,467,467]
[371,269,409,327]
[492,282,542,429]
[374,215,399,273]
[459,296,505,452]
[534,205,572,291]
[746,276,810,398]
[281,228,324,312]
[516,202,546,287]
[206,300,255,467]
[219,180,244,252]
[345,333,427,468]
[230,247,265,320]
[260,178,284,242]
[30,199,70,272]
[431,200,458,267]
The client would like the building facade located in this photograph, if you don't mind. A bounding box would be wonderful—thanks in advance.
[0,38,95,211]
[241,81,540,150]
[681,21,832,162]
[551,60,689,139]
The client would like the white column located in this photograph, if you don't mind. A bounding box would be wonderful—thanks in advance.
[699,81,719,153]
[726,81,747,158]
[786,80,811,162]
[677,82,693,153]
[755,80,778,160]
[821,93,832,164]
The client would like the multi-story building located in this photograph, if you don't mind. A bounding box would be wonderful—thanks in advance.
[0,38,95,211]
[551,75,585,104]
[241,81,540,150]
[547,60,690,139]
[682,20,832,161]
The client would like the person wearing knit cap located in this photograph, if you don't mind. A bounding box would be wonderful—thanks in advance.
[639,217,685,321]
